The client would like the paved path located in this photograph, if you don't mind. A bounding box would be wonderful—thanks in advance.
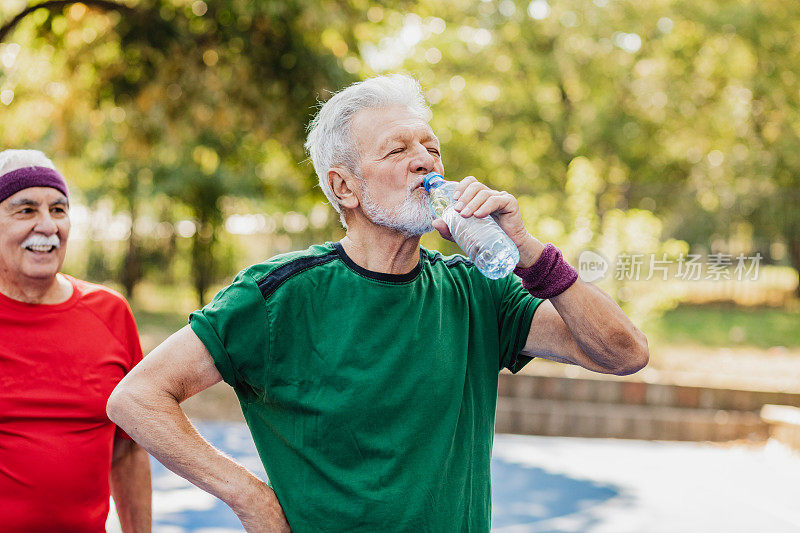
[109,421,800,532]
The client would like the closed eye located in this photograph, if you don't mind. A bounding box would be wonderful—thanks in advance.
[388,147,404,155]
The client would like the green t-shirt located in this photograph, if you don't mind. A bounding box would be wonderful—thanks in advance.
[190,242,543,532]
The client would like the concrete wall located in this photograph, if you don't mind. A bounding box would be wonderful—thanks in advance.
[496,374,800,441]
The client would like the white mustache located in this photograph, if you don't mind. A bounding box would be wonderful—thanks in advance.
[22,234,60,248]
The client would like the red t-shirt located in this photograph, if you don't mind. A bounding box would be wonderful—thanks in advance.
[0,275,143,532]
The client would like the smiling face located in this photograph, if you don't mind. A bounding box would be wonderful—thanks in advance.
[349,105,445,236]
[0,187,70,291]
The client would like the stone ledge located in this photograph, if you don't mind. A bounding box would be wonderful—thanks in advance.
[497,397,767,441]
[499,374,800,412]
[761,404,800,453]
[516,358,800,394]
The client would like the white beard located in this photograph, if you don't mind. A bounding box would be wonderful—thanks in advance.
[360,183,435,237]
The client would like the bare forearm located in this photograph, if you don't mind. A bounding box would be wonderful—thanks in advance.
[110,442,152,533]
[107,387,260,513]
[449,182,648,375]
[550,280,648,374]
[107,327,290,531]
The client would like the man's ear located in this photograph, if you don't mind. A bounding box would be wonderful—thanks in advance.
[327,167,360,210]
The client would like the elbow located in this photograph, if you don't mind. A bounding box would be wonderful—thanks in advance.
[608,328,649,376]
[106,380,134,427]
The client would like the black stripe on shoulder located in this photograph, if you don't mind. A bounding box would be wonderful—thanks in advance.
[428,251,473,268]
[256,252,338,299]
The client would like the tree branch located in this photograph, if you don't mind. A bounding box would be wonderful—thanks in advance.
[0,0,135,43]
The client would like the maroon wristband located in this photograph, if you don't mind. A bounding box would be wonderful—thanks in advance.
[513,243,578,299]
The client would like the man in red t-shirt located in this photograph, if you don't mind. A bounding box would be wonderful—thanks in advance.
[0,149,151,532]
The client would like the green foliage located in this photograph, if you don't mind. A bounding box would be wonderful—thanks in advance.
[3,0,800,313]
[1,0,359,303]
[363,0,800,313]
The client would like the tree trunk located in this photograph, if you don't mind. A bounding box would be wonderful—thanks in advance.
[120,172,141,299]
[788,237,800,299]
[121,231,140,299]
[192,219,215,307]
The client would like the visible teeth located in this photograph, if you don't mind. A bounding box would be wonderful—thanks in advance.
[27,245,54,252]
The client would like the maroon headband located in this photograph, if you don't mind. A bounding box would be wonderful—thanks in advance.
[0,166,69,204]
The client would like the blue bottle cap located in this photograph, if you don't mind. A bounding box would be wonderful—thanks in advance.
[422,172,444,192]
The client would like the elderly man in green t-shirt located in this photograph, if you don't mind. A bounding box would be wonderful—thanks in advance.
[108,74,648,532]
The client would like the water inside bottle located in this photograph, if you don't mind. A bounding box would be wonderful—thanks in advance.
[443,206,519,279]
[474,244,519,279]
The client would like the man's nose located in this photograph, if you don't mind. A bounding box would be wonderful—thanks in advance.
[34,212,58,234]
[410,145,436,174]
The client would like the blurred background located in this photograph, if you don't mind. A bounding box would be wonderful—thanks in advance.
[3,0,798,392]
[2,0,800,531]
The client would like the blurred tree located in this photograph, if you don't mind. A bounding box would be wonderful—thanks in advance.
[1,0,360,304]
[4,0,800,310]
[733,1,800,295]
[361,0,800,296]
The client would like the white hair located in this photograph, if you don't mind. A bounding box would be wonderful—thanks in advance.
[305,74,430,227]
[0,149,56,176]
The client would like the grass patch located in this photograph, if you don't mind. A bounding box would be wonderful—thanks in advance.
[130,307,189,352]
[650,304,800,349]
[131,307,188,334]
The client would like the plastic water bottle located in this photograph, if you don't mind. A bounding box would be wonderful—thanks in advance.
[423,172,520,279]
